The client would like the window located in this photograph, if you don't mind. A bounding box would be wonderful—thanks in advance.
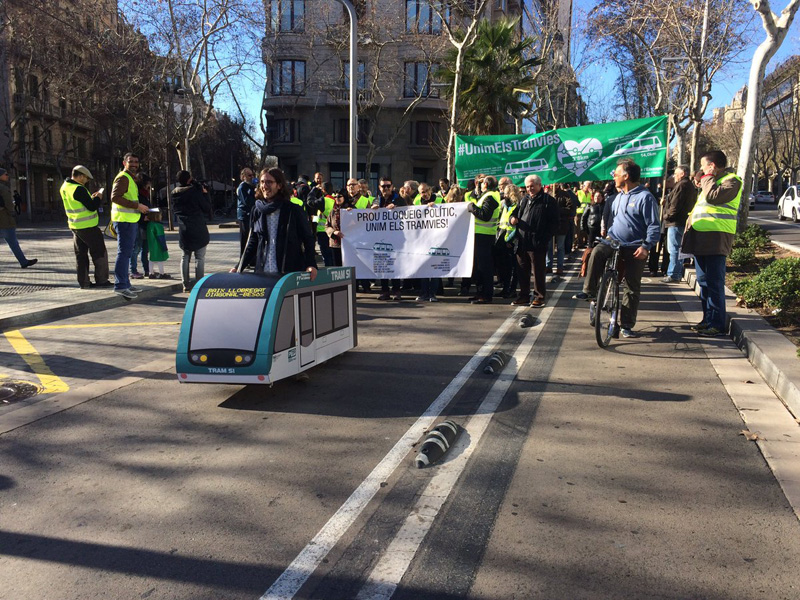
[28,75,39,98]
[315,287,350,337]
[404,62,439,98]
[406,0,447,34]
[270,119,300,143]
[329,163,379,194]
[343,61,366,90]
[270,0,305,32]
[77,137,86,157]
[44,129,53,152]
[274,297,296,353]
[271,60,305,96]
[32,126,40,151]
[411,120,440,146]
[333,118,368,144]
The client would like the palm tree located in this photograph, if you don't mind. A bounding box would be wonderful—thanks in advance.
[439,17,540,135]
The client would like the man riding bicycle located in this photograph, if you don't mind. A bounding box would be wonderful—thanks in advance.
[573,158,661,338]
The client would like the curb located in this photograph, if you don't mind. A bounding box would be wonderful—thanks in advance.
[685,270,800,420]
[217,221,238,229]
[0,283,184,331]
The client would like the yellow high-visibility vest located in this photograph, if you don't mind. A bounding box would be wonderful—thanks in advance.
[110,171,140,223]
[575,189,592,215]
[60,180,99,229]
[474,190,502,236]
[316,195,335,233]
[688,172,742,234]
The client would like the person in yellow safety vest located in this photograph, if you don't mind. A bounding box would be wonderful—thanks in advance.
[574,180,593,248]
[310,181,336,266]
[60,165,112,290]
[436,178,451,202]
[358,179,375,208]
[344,177,371,291]
[466,175,501,304]
[110,152,149,299]
[494,181,521,298]
[681,150,742,338]
[413,182,442,206]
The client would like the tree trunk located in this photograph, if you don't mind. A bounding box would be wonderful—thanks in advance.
[737,0,800,230]
[446,45,464,183]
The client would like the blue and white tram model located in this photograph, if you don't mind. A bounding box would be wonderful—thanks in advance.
[176,266,357,384]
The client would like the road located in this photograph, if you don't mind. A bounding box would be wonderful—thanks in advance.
[2,274,800,600]
[748,201,800,251]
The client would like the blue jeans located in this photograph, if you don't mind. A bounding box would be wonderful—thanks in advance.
[114,221,138,291]
[0,228,28,266]
[694,254,727,330]
[666,226,684,280]
[546,234,566,272]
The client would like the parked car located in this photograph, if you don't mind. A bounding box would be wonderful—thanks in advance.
[755,190,775,203]
[748,193,756,210]
[777,185,800,222]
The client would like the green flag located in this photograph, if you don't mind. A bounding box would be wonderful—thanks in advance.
[455,116,668,187]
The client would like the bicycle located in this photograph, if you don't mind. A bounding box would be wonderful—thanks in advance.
[589,239,622,348]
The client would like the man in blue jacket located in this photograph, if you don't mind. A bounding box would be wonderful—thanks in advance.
[573,158,660,338]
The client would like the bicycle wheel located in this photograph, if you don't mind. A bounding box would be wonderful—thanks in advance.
[595,270,619,348]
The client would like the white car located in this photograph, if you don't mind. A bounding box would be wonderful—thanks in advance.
[748,193,756,210]
[755,190,775,203]
[777,185,800,222]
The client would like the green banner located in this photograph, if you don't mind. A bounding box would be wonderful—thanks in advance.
[455,115,668,187]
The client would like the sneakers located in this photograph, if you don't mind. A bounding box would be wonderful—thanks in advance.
[149,273,161,279]
[95,281,114,288]
[21,258,38,268]
[510,297,529,306]
[415,296,428,302]
[128,285,143,293]
[131,272,144,279]
[428,296,439,302]
[661,276,680,283]
[698,327,724,337]
[572,292,594,300]
[160,273,173,279]
[690,322,709,332]
[183,287,192,293]
[377,292,391,301]
[530,299,546,308]
[621,328,637,338]
[115,288,137,300]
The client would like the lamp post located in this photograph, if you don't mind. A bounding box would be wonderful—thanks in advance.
[333,0,357,179]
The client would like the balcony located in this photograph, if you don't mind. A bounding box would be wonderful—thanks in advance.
[326,88,374,105]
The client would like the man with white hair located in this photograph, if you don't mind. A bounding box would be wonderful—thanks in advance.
[60,165,111,289]
[510,174,559,307]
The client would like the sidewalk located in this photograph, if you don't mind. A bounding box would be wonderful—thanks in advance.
[0,219,241,330]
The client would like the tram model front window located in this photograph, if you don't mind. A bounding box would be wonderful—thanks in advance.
[190,298,267,351]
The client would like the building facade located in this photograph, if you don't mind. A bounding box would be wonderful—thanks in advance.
[262,0,573,191]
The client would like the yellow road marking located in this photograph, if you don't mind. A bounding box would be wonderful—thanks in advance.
[3,331,70,394]
[24,321,181,331]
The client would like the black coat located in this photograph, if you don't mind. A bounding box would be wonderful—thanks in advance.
[663,177,697,228]
[581,201,605,236]
[172,185,211,252]
[241,199,316,274]
[516,190,559,251]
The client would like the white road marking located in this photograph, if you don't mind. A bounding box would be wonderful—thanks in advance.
[355,284,567,600]
[260,302,535,600]
[671,284,800,521]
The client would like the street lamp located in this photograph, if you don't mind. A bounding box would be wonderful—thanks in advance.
[333,0,357,179]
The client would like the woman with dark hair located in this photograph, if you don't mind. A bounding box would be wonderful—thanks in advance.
[233,167,317,279]
[324,190,354,267]
[172,169,211,292]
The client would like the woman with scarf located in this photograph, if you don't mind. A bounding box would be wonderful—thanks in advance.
[232,167,317,279]
[325,190,354,267]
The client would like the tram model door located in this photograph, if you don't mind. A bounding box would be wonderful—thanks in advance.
[298,292,315,368]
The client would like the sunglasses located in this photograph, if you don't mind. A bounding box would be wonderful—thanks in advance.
[380,184,392,189]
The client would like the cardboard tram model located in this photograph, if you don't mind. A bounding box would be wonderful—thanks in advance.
[176,267,357,384]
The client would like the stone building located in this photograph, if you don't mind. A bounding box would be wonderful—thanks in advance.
[262,0,575,192]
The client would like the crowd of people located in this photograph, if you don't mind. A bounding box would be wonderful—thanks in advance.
[1,149,742,340]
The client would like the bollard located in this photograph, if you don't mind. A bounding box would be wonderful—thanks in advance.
[484,350,509,375]
[415,420,460,468]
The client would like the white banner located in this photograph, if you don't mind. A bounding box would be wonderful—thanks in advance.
[340,204,475,279]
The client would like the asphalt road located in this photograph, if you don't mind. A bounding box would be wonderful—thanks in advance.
[748,201,800,250]
[1,275,799,600]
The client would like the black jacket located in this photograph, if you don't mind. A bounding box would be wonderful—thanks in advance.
[172,184,211,252]
[241,199,316,274]
[663,177,697,228]
[581,201,605,236]
[515,190,559,251]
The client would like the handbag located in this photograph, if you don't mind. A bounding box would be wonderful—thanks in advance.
[579,247,592,277]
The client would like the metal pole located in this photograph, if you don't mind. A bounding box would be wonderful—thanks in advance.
[334,0,358,179]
